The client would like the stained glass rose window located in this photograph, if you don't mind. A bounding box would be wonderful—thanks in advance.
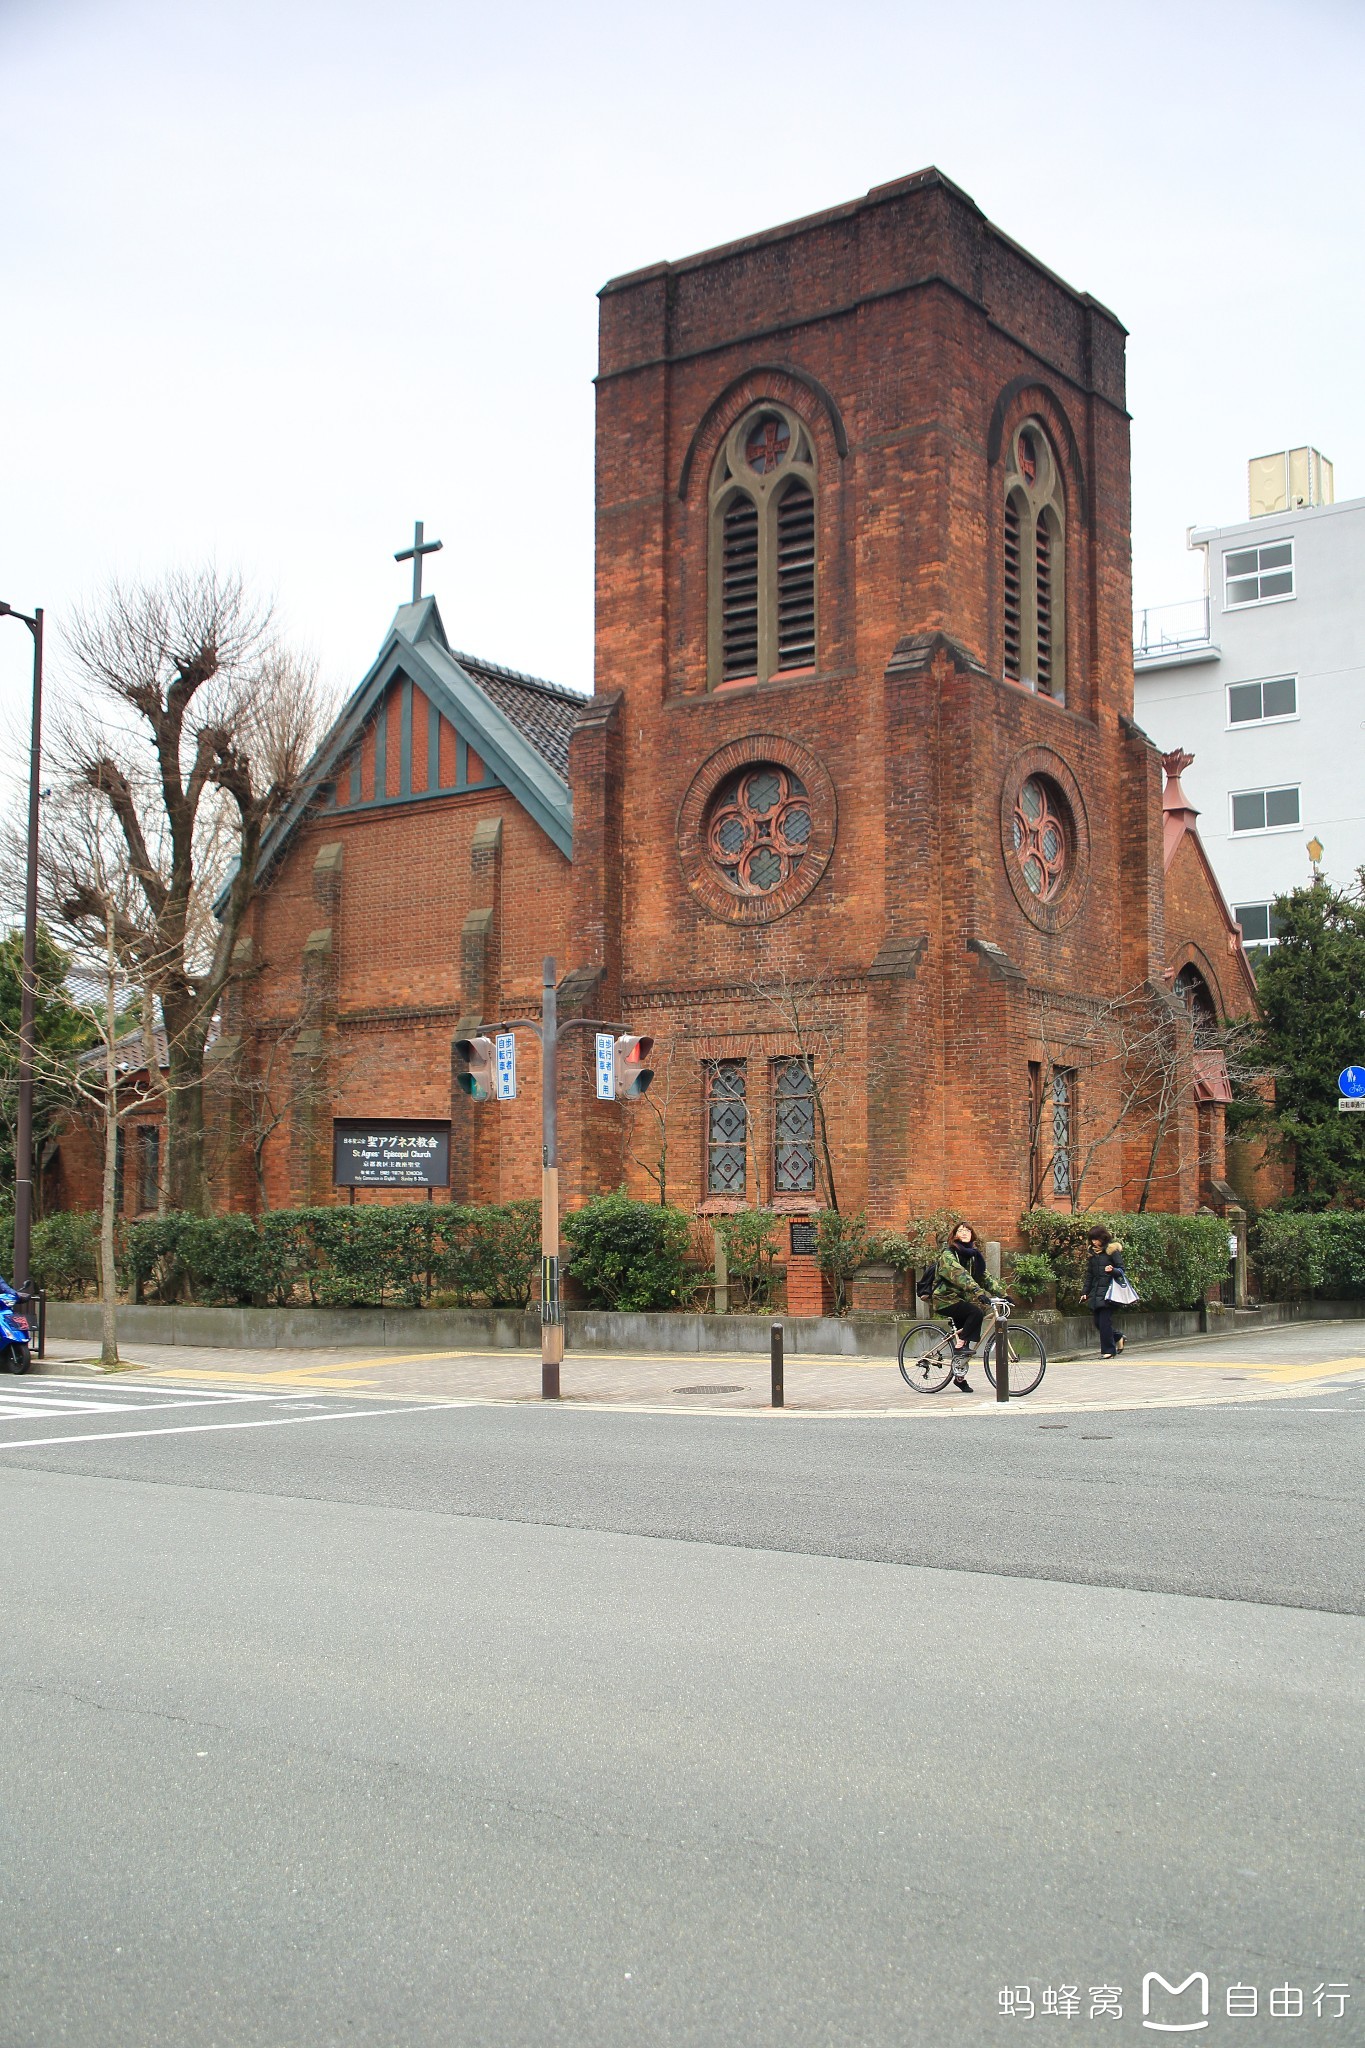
[706,765,811,898]
[1012,775,1070,901]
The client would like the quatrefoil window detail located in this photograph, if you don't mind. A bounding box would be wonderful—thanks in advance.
[706,766,812,898]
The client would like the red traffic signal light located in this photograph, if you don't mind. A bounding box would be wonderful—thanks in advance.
[613,1034,655,1100]
[454,1035,495,1101]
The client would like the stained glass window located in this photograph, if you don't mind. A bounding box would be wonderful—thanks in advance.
[1013,776,1069,901]
[707,766,811,898]
[1051,1068,1074,1198]
[706,1061,747,1196]
[774,1060,817,1194]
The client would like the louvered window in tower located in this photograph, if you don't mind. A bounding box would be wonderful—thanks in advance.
[775,482,816,671]
[720,495,760,682]
[1035,514,1053,695]
[1001,422,1066,700]
[709,404,818,688]
[1003,498,1022,682]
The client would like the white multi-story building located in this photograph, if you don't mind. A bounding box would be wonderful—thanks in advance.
[1133,448,1364,958]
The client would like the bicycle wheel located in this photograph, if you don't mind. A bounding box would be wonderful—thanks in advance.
[898,1321,956,1394]
[981,1322,1047,1397]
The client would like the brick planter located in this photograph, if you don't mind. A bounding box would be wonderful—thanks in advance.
[784,1254,833,1317]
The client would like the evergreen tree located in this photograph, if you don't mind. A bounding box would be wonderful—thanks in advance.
[1252,874,1365,1205]
[0,925,97,1210]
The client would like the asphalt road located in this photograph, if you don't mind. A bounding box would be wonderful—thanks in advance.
[2,1376,1362,2046]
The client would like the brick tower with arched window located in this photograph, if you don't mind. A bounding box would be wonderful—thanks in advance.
[562,168,1256,1238]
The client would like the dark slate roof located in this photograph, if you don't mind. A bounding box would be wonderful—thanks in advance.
[451,650,584,776]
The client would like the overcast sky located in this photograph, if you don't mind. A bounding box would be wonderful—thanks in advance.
[2,0,1362,739]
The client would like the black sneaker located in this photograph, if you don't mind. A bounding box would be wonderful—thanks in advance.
[953,1376,971,1393]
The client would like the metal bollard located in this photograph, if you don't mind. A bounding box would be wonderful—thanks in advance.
[770,1321,784,1408]
[995,1317,1009,1403]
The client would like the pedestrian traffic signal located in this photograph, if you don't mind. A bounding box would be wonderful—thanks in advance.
[612,1034,654,1099]
[454,1035,495,1101]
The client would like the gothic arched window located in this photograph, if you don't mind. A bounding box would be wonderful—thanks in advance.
[709,404,817,688]
[1003,422,1066,701]
[1174,963,1219,1045]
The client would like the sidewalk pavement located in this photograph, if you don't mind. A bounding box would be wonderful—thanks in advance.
[34,1319,1365,1417]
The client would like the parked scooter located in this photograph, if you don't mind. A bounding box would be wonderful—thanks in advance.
[0,1276,33,1373]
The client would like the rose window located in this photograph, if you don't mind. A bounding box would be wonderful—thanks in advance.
[706,765,811,898]
[1012,775,1069,901]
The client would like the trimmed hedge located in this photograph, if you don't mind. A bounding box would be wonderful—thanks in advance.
[1018,1209,1231,1312]
[1253,1211,1365,1301]
[113,1202,541,1309]
[30,1211,100,1298]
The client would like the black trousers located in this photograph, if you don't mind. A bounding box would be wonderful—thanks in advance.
[949,1303,984,1348]
[1092,1302,1119,1355]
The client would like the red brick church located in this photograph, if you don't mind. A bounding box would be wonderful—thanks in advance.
[81,170,1263,1241]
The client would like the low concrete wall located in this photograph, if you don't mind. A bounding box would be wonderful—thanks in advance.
[45,1296,1365,1358]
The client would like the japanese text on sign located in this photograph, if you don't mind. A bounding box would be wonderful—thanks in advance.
[332,1120,451,1188]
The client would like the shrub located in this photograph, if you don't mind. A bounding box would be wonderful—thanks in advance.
[862,1230,917,1271]
[1018,1209,1231,1311]
[1253,1211,1365,1301]
[714,1210,782,1311]
[118,1213,192,1302]
[30,1211,99,1298]
[814,1209,869,1313]
[439,1201,541,1308]
[175,1212,273,1305]
[1007,1251,1055,1307]
[303,1204,439,1307]
[562,1189,692,1312]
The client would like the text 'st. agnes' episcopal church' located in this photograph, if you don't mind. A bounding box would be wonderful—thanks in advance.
[216,169,1260,1246]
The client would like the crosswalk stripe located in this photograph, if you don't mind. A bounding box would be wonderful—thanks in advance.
[0,1382,320,1422]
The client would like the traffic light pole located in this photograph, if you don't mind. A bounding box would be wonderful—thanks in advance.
[466,958,649,1402]
[540,956,563,1400]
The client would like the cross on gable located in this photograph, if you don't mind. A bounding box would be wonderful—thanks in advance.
[394,519,444,603]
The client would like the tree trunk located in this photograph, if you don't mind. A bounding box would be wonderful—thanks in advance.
[98,920,119,1370]
[163,1003,211,1214]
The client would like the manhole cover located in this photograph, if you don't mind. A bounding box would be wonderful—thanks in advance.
[674,1384,745,1395]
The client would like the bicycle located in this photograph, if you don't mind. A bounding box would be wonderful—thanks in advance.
[897,1295,1047,1397]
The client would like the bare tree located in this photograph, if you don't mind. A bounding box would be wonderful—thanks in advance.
[48,570,334,1213]
[1031,982,1203,1213]
[749,967,844,1211]
[211,1019,384,1211]
[626,1029,678,1206]
[0,804,152,1365]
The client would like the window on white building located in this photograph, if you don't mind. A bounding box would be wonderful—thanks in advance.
[1234,902,1284,961]
[1231,785,1300,834]
[1224,540,1293,607]
[1228,675,1297,725]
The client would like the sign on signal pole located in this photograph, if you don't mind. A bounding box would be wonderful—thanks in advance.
[595,1031,616,1100]
[495,1031,517,1101]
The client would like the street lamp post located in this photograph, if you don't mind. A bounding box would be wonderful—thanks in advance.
[1,601,44,1289]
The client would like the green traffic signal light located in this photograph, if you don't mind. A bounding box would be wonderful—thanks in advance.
[454,1036,494,1102]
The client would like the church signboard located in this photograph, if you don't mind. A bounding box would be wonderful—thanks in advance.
[333,1119,451,1189]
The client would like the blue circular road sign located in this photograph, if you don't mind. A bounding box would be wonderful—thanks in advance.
[1339,1066,1365,1098]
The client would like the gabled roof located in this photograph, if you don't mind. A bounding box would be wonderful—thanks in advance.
[1161,749,1260,1007]
[254,599,581,885]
